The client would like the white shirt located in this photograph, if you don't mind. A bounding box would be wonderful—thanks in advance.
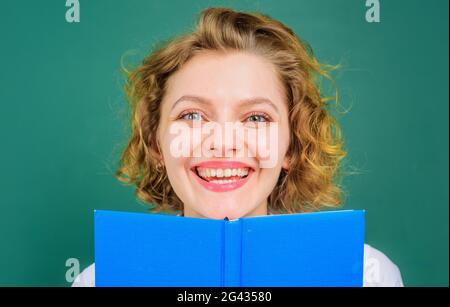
[72,243,404,287]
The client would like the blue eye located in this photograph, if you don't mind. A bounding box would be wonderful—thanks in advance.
[179,111,203,121]
[247,114,269,122]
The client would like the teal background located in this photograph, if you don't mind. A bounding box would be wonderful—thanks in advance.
[0,0,448,286]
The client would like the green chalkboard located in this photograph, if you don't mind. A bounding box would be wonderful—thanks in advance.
[0,0,447,286]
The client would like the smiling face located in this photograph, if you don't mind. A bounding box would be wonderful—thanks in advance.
[157,51,291,220]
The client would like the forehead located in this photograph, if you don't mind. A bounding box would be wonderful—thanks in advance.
[163,51,285,108]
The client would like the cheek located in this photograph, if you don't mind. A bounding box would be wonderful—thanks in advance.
[159,132,190,195]
[161,122,201,160]
[245,124,285,169]
[279,122,290,157]
[159,124,192,176]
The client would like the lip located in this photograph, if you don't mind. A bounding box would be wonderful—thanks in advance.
[191,161,254,170]
[190,160,254,193]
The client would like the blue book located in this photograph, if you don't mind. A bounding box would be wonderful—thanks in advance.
[95,209,365,287]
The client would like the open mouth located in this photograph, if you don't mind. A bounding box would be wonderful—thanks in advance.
[193,167,250,184]
[190,163,254,192]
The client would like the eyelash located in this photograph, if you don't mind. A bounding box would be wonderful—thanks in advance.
[177,109,207,121]
[177,110,273,122]
[246,112,272,122]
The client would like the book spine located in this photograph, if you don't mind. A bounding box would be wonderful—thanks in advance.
[222,219,242,287]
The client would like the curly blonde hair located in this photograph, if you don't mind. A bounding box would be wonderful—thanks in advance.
[116,7,347,215]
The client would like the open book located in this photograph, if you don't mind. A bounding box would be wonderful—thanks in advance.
[94,209,365,287]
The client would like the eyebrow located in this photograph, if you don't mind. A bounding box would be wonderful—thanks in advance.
[170,95,280,114]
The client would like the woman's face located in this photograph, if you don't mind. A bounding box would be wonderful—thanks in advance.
[158,51,290,220]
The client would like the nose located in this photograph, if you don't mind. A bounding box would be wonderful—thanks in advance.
[203,122,242,158]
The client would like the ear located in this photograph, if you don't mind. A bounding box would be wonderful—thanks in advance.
[282,154,290,170]
[149,137,164,166]
[156,139,165,166]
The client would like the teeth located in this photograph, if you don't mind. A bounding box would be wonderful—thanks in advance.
[210,179,238,184]
[216,169,223,178]
[237,168,248,176]
[197,167,250,180]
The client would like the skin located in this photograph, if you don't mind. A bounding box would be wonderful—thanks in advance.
[157,50,291,220]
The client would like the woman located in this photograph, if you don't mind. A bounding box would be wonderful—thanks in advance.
[73,7,403,287]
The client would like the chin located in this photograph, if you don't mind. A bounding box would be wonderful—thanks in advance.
[199,206,256,220]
